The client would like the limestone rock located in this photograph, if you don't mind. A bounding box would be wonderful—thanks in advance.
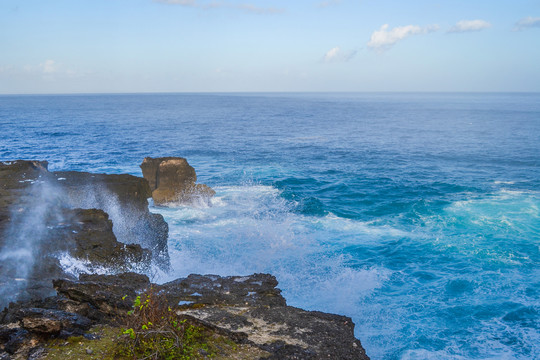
[140,157,215,205]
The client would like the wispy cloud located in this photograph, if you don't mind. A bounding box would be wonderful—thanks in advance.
[514,16,540,31]
[317,0,341,8]
[322,46,356,62]
[448,19,491,33]
[0,65,13,74]
[16,60,78,79]
[367,24,439,51]
[154,0,284,14]
[39,60,58,74]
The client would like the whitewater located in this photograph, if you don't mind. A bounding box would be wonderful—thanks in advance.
[1,92,539,359]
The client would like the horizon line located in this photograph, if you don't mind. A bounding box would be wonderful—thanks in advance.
[1,90,539,97]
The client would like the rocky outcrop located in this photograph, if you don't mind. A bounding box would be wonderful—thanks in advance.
[0,273,370,359]
[0,161,166,307]
[52,171,169,264]
[140,157,215,205]
[0,160,49,248]
[0,160,371,359]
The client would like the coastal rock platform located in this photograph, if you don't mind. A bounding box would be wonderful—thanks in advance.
[0,273,369,359]
[0,159,370,359]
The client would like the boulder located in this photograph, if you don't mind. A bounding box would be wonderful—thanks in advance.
[140,157,215,205]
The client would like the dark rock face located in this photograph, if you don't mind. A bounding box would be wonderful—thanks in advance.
[0,161,166,307]
[0,160,49,249]
[170,275,369,360]
[140,157,215,205]
[0,273,370,359]
[52,171,169,265]
[53,272,151,321]
[161,273,287,308]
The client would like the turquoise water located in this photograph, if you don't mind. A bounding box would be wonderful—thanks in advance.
[1,93,539,359]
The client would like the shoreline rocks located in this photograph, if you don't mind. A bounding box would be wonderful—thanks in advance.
[0,161,167,306]
[0,159,371,359]
[140,157,215,205]
[0,273,370,359]
[52,170,169,265]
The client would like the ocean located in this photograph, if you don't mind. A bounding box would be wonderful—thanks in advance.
[1,92,539,359]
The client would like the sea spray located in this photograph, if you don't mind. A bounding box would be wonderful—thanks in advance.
[0,175,65,307]
[2,92,539,359]
[56,177,169,268]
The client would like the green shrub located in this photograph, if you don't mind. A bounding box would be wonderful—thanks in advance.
[115,288,213,359]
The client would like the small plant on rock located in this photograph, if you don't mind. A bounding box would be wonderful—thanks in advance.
[115,288,212,359]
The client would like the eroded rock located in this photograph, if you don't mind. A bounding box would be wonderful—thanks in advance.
[140,157,215,205]
[48,272,369,359]
[0,161,166,307]
[52,170,169,265]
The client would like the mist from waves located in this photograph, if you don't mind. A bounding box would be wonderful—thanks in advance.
[150,182,540,360]
[0,176,65,307]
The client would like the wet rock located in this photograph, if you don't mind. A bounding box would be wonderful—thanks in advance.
[2,272,369,359]
[140,157,215,205]
[53,272,151,320]
[1,327,29,354]
[19,308,91,336]
[53,171,169,265]
[163,273,369,359]
[160,273,287,307]
[179,305,368,359]
[0,160,49,249]
[0,161,167,306]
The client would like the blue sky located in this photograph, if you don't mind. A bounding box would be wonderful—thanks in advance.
[1,0,539,93]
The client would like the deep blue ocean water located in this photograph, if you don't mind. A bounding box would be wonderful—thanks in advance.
[1,92,539,359]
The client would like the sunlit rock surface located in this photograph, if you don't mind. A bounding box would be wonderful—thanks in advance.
[140,156,215,205]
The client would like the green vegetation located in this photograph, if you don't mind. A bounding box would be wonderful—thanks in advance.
[44,289,271,359]
[45,325,119,360]
[114,289,214,359]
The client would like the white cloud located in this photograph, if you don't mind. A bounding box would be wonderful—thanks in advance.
[514,16,540,31]
[154,0,284,14]
[323,46,356,62]
[449,19,491,33]
[367,24,439,51]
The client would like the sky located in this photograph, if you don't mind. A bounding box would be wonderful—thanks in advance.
[1,0,539,94]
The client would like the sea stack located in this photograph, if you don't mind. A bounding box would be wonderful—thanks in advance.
[140,157,215,205]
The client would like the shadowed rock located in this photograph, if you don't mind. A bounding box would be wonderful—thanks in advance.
[0,161,166,306]
[52,171,169,265]
[140,157,215,205]
[1,272,369,359]
[48,273,369,359]
[0,160,49,248]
